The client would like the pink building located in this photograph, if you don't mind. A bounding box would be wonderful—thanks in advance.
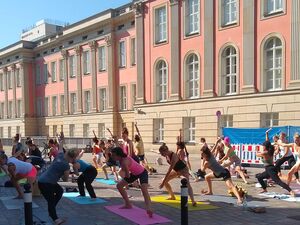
[0,0,300,151]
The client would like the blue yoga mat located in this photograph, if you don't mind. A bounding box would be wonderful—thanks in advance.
[63,192,107,205]
[95,178,117,185]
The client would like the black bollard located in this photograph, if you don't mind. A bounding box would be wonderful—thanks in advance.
[181,178,188,225]
[24,183,33,225]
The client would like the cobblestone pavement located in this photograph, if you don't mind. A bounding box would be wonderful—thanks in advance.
[0,152,299,225]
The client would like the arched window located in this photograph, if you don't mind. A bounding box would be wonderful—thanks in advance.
[156,60,168,102]
[265,37,282,91]
[186,54,199,98]
[222,46,237,95]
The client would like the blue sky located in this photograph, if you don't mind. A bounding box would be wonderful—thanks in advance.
[0,0,131,49]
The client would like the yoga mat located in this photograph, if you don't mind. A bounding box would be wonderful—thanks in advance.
[63,192,107,205]
[151,195,219,211]
[95,178,117,185]
[105,204,172,225]
[259,192,300,202]
[0,172,6,177]
[0,196,39,210]
[201,195,267,207]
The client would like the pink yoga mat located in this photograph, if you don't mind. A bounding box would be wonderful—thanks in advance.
[105,204,172,225]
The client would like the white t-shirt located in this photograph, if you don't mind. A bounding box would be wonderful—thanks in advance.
[7,157,32,174]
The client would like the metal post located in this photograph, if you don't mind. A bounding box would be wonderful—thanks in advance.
[181,178,188,225]
[24,183,33,225]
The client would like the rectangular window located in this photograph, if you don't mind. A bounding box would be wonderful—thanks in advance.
[98,123,106,138]
[16,68,21,87]
[266,0,283,15]
[120,86,127,110]
[60,95,65,115]
[44,64,48,84]
[185,0,200,35]
[99,88,107,112]
[0,102,4,118]
[183,117,196,143]
[98,46,106,71]
[0,73,3,91]
[36,98,42,117]
[53,125,57,136]
[119,41,126,67]
[70,93,77,114]
[155,6,167,43]
[153,118,164,143]
[131,83,136,109]
[222,0,237,26]
[35,65,41,85]
[52,96,57,116]
[59,59,65,81]
[17,100,22,118]
[16,126,20,134]
[83,51,90,74]
[7,71,12,89]
[8,127,11,138]
[51,61,57,82]
[0,127,3,138]
[44,97,49,116]
[8,101,12,118]
[83,124,89,137]
[130,38,136,65]
[260,112,279,128]
[69,55,76,78]
[219,114,233,135]
[69,124,75,137]
[84,91,91,113]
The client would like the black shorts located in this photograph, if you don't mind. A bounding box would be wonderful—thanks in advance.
[124,169,148,184]
[214,169,231,181]
[138,155,145,161]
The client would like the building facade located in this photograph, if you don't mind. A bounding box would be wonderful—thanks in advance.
[0,0,300,151]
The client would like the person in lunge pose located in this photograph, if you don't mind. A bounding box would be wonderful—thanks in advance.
[111,147,153,217]
[158,143,197,206]
[255,139,295,196]
[200,145,243,204]
[102,139,119,181]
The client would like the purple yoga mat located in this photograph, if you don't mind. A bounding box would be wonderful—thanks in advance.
[105,204,171,225]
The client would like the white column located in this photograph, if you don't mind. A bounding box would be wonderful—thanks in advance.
[75,45,83,113]
[61,50,70,114]
[89,40,98,112]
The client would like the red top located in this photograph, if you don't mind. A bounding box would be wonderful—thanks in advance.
[93,145,102,154]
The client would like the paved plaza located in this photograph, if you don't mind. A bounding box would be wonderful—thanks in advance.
[0,152,299,225]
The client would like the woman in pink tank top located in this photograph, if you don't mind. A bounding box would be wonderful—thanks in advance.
[111,147,153,218]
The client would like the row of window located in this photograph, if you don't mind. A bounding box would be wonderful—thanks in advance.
[0,68,22,91]
[154,0,284,44]
[0,126,20,138]
[0,100,22,119]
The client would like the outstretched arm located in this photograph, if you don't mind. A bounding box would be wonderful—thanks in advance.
[92,130,97,139]
[135,123,141,137]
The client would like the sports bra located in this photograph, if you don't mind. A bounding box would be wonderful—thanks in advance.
[167,152,186,172]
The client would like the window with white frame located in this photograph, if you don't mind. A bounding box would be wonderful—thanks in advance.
[185,0,200,35]
[8,101,12,118]
[16,126,20,134]
[36,98,42,117]
[130,38,136,65]
[8,127,11,138]
[131,83,136,109]
[156,60,168,102]
[0,73,3,91]
[222,0,237,26]
[69,55,76,78]
[0,127,3,137]
[70,93,77,114]
[17,100,22,118]
[220,115,233,128]
[265,37,282,91]
[183,117,196,143]
[59,59,65,81]
[119,41,126,67]
[186,54,199,98]
[83,124,89,137]
[153,118,164,143]
[83,51,90,74]
[51,61,57,82]
[84,91,91,113]
[52,96,57,116]
[69,124,75,137]
[44,64,48,84]
[60,95,65,115]
[44,97,49,116]
[120,86,127,110]
[0,102,4,118]
[53,125,57,136]
[35,65,41,85]
[98,123,106,138]
[260,112,279,127]
[223,46,237,95]
[16,68,21,87]
[99,88,107,112]
[155,6,167,43]
[7,71,12,89]
[265,0,283,15]
[98,46,106,71]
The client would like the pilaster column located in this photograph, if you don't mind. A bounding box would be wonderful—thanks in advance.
[89,40,98,112]
[289,0,300,88]
[169,0,180,100]
[20,62,28,118]
[75,45,83,113]
[11,64,17,118]
[241,0,256,93]
[3,67,8,118]
[134,1,145,104]
[203,0,214,97]
[61,50,70,114]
